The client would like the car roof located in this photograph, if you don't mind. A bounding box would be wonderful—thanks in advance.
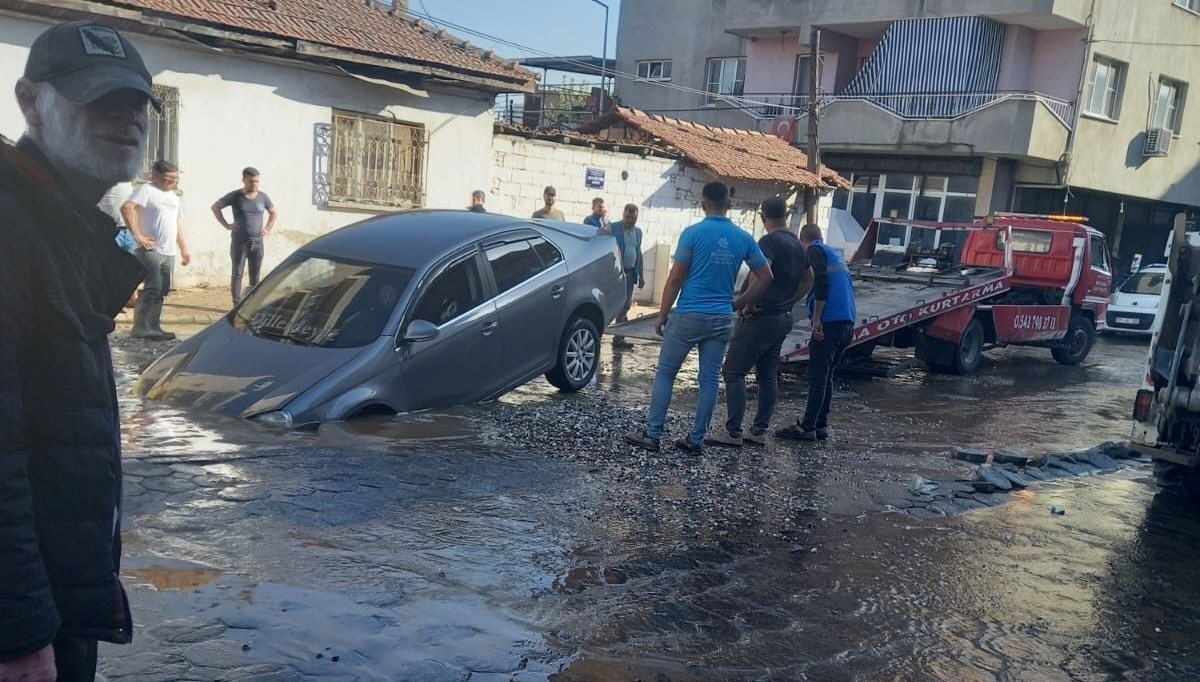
[302,210,540,266]
[1138,264,1168,271]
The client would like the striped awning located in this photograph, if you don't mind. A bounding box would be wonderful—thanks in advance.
[843,17,1007,118]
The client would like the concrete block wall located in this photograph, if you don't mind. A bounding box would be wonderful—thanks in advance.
[490,134,794,302]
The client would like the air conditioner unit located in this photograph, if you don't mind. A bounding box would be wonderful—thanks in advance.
[1144,127,1174,156]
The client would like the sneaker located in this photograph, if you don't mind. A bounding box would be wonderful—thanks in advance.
[611,338,635,350]
[744,430,768,446]
[704,431,743,448]
[816,428,830,441]
[675,437,703,454]
[625,429,660,451]
[775,424,819,442]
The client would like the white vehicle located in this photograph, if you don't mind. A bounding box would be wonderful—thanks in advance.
[1104,264,1167,336]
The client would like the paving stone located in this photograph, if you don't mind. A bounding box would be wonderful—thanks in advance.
[883,498,914,510]
[100,652,190,679]
[1047,457,1094,476]
[1021,467,1052,481]
[907,506,945,519]
[994,448,1030,466]
[975,467,1014,492]
[123,462,174,478]
[956,497,988,511]
[1026,453,1050,468]
[1099,441,1137,460]
[1084,452,1120,471]
[393,660,471,682]
[191,475,229,488]
[930,499,967,516]
[171,463,211,476]
[218,486,271,502]
[994,468,1033,490]
[972,493,1007,507]
[218,664,302,682]
[152,619,228,644]
[124,483,148,497]
[183,639,253,669]
[953,446,989,464]
[142,476,198,494]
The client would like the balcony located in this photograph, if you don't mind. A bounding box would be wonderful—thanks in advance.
[723,0,1090,38]
[718,91,1073,163]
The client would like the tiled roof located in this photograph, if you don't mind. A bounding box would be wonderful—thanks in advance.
[104,0,536,88]
[585,107,850,190]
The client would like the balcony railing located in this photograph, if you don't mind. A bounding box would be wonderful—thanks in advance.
[494,84,614,130]
[717,91,1076,128]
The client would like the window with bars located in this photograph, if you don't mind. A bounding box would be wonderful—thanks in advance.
[141,84,179,179]
[329,112,426,209]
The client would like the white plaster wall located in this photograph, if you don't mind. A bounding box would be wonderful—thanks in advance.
[489,134,826,300]
[0,14,495,287]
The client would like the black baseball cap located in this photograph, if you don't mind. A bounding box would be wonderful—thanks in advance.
[24,21,160,110]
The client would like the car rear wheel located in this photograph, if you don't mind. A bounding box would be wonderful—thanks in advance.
[1052,313,1097,365]
[546,317,599,392]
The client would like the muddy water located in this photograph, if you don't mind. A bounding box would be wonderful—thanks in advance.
[110,331,1200,681]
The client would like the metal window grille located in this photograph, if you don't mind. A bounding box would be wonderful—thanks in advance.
[330,113,426,209]
[141,84,179,179]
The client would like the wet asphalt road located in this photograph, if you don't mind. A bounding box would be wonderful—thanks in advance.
[103,329,1200,681]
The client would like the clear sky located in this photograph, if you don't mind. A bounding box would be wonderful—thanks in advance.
[412,0,621,85]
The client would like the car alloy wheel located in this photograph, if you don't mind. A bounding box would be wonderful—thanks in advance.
[565,326,597,384]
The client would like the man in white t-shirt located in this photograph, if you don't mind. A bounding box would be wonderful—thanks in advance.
[121,160,190,340]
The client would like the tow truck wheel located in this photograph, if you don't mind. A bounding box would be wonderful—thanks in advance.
[951,319,985,375]
[1153,460,1200,499]
[1051,313,1097,366]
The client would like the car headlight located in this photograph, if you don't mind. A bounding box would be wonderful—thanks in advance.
[252,410,293,428]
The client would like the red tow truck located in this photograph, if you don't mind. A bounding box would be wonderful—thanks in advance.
[781,213,1114,372]
[610,213,1114,374]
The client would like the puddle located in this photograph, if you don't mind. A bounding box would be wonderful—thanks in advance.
[123,566,222,591]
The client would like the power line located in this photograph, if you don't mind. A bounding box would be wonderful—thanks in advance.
[403,6,808,113]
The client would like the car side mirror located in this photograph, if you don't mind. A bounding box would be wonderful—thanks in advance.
[403,319,439,343]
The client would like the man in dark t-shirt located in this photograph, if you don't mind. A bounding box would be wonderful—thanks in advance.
[708,197,812,447]
[212,167,277,305]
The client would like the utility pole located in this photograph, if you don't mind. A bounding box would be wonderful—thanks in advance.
[805,27,822,225]
[590,0,610,116]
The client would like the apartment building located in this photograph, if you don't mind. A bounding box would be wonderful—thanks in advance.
[615,0,1200,271]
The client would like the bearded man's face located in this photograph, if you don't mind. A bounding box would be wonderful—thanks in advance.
[34,84,148,185]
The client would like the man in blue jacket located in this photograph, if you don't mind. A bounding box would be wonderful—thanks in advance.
[778,223,857,442]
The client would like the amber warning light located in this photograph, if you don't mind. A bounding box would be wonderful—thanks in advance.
[1134,389,1155,423]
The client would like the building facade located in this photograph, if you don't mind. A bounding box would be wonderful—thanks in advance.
[0,0,534,286]
[615,0,1200,272]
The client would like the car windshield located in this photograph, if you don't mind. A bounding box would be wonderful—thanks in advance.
[1120,270,1166,296]
[231,254,413,348]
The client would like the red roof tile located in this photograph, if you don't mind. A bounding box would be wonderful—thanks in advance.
[102,0,535,88]
[585,107,850,190]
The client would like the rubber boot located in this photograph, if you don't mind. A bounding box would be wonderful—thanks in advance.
[130,295,163,340]
[146,298,177,341]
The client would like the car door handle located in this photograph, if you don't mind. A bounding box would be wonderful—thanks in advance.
[481,319,498,336]
[551,285,565,299]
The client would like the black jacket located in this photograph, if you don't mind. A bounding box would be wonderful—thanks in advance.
[0,137,143,659]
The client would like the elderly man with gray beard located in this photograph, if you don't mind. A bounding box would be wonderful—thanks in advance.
[0,21,153,682]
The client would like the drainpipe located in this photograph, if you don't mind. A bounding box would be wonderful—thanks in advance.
[1059,0,1098,211]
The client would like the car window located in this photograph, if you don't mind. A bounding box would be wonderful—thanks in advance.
[486,240,545,293]
[232,254,413,348]
[1120,271,1165,295]
[1090,236,1109,271]
[997,229,1053,254]
[530,236,563,267]
[412,256,486,326]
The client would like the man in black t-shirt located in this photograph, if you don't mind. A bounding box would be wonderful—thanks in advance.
[212,167,277,305]
[707,197,812,447]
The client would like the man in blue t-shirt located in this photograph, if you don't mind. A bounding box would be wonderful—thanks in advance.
[211,167,277,305]
[626,182,774,453]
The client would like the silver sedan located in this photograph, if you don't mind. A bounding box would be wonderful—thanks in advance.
[137,210,627,427]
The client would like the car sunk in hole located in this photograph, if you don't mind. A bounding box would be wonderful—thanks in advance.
[137,210,627,427]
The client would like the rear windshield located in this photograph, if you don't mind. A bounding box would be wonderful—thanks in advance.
[232,254,413,348]
[1120,271,1166,296]
[996,229,1053,254]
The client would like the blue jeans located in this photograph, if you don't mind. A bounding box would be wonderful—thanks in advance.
[722,312,793,437]
[647,312,735,445]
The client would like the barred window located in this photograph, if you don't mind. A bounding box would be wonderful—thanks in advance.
[330,112,426,209]
[142,84,179,179]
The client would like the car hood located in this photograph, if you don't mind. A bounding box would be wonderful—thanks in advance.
[1110,292,1160,311]
[138,320,364,418]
